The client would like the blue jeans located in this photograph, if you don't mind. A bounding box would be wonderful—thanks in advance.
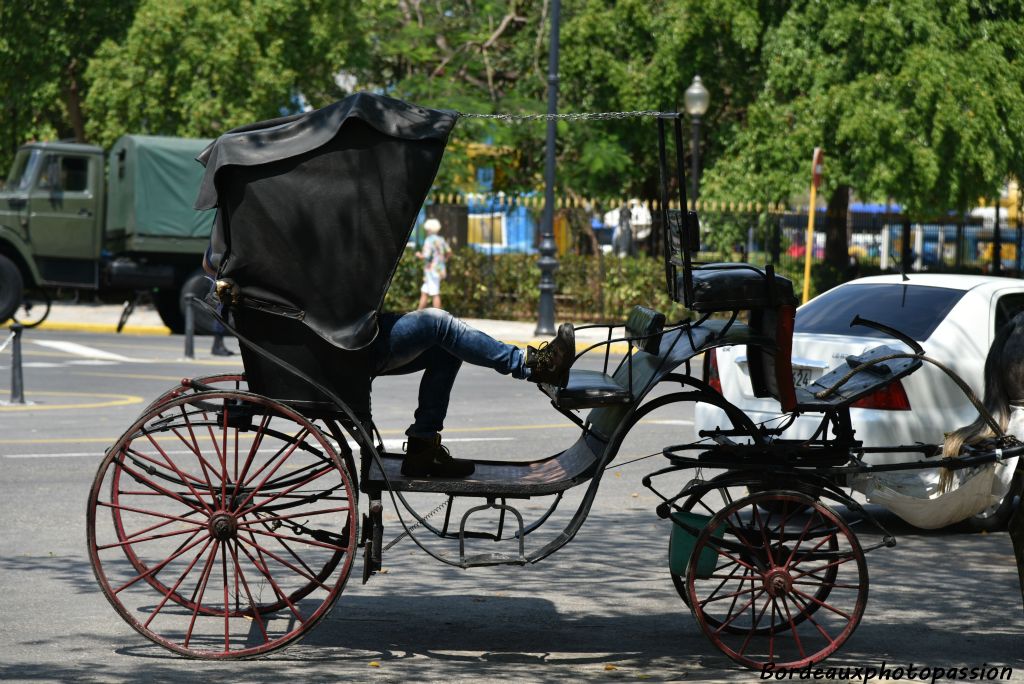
[370,309,527,437]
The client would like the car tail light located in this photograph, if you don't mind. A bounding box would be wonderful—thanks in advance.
[851,379,912,410]
[705,349,722,394]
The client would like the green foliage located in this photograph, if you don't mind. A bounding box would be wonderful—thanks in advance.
[384,247,687,322]
[702,0,1024,217]
[0,0,138,170]
[83,0,357,148]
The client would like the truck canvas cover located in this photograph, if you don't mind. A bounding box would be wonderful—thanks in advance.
[107,135,214,239]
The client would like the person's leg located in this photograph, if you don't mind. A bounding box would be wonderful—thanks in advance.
[372,312,472,476]
[432,294,442,309]
[417,291,429,310]
[375,309,529,429]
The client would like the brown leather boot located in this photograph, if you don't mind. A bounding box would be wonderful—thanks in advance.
[401,434,475,478]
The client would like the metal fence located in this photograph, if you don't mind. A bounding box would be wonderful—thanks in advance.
[420,193,1024,277]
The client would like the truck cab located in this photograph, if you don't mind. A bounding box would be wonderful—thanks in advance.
[0,142,106,291]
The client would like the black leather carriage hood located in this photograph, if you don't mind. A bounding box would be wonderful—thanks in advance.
[194,92,458,352]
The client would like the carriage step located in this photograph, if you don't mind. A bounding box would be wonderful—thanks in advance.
[460,552,528,568]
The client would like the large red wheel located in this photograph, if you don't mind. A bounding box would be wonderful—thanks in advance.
[88,390,358,658]
[686,491,867,670]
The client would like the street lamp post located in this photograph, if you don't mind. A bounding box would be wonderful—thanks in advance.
[684,75,710,203]
[535,0,560,336]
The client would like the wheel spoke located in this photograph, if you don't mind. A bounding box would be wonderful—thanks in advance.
[112,530,208,594]
[240,526,347,552]
[790,554,857,581]
[237,465,336,518]
[790,587,853,620]
[236,533,306,624]
[97,500,205,528]
[144,537,214,628]
[230,413,272,503]
[712,588,767,635]
[778,588,806,660]
[788,592,838,644]
[139,435,215,515]
[112,457,208,515]
[227,541,269,642]
[236,533,334,592]
[184,540,220,648]
[234,428,310,513]
[98,525,204,552]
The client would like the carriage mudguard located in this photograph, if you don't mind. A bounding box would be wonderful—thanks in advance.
[195,93,458,352]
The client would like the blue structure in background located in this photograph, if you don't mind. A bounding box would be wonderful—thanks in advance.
[466,193,537,254]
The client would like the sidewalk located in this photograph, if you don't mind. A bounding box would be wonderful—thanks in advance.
[31,303,628,353]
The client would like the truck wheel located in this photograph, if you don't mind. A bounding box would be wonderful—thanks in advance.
[155,271,217,335]
[0,254,25,324]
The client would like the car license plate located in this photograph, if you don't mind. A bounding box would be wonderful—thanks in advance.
[792,368,814,387]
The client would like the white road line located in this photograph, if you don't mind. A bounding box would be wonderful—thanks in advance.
[4,436,515,459]
[31,340,145,363]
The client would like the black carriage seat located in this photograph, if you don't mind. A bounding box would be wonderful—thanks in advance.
[540,305,667,410]
[684,263,801,412]
[681,263,922,413]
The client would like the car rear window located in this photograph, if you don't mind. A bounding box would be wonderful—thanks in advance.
[795,283,967,341]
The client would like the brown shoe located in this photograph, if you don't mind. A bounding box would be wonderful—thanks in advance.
[526,323,575,387]
[401,434,475,478]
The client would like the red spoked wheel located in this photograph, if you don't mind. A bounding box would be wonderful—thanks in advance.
[88,390,358,658]
[670,480,839,632]
[686,491,867,670]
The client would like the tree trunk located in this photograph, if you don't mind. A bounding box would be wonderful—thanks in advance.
[824,184,850,270]
[64,59,87,142]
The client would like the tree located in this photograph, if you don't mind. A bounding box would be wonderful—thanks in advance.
[0,0,138,171]
[702,0,1024,267]
[84,0,358,148]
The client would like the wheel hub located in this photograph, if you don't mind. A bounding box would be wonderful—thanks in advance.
[208,511,237,540]
[762,568,793,597]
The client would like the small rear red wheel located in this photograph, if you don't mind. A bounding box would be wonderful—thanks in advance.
[686,491,867,669]
[88,390,358,658]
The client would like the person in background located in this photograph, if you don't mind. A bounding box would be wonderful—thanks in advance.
[614,202,633,257]
[416,218,452,310]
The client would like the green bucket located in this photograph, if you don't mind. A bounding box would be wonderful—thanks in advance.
[669,511,725,579]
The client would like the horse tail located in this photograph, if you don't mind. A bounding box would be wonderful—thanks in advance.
[940,312,1024,491]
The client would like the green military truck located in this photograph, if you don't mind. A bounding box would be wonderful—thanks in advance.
[0,135,216,332]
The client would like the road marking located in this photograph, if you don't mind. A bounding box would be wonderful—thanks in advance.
[0,390,143,411]
[4,436,515,458]
[31,340,146,363]
[72,371,192,381]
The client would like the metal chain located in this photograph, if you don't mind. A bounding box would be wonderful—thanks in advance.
[456,110,670,123]
[0,330,14,354]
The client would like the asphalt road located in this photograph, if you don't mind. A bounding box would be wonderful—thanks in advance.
[0,328,1021,683]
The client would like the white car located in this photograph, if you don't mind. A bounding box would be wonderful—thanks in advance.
[693,273,1024,529]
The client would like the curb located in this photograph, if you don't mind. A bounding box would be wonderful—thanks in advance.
[32,321,172,336]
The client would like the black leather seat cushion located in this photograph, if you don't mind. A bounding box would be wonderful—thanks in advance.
[540,369,633,409]
[682,264,797,312]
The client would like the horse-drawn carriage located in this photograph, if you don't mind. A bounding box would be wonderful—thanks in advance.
[86,93,1024,668]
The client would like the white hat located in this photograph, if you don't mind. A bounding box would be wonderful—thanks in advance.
[423,218,442,233]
